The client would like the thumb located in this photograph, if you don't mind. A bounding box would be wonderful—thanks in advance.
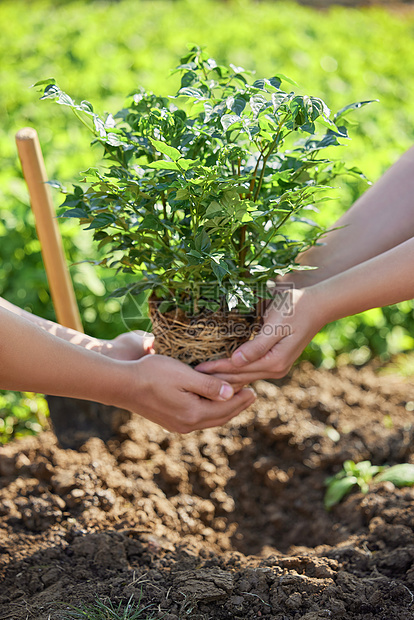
[231,321,281,367]
[186,369,235,402]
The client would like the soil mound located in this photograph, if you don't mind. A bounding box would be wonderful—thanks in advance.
[1,362,414,619]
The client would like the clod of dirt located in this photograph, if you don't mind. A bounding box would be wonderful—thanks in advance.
[1,362,414,619]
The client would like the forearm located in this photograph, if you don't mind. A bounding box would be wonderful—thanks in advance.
[0,306,129,405]
[0,297,104,353]
[0,306,256,433]
[289,145,414,287]
[312,237,414,325]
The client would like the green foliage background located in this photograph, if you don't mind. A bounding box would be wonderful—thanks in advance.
[1,0,414,439]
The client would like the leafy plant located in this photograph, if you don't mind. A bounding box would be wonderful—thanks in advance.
[37,46,373,321]
[324,460,414,510]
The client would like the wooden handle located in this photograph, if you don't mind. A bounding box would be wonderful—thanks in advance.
[15,127,84,333]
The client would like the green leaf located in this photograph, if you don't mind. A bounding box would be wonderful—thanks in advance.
[175,188,189,201]
[158,300,174,313]
[93,115,107,138]
[62,207,89,218]
[274,73,298,86]
[324,476,358,510]
[179,87,205,99]
[147,160,179,171]
[140,214,163,231]
[375,464,414,487]
[177,158,199,171]
[56,90,75,107]
[252,79,267,91]
[205,201,223,216]
[32,78,56,88]
[227,95,247,116]
[271,92,291,113]
[195,229,211,253]
[354,460,380,478]
[150,138,181,161]
[186,249,204,265]
[250,94,268,118]
[80,100,94,114]
[334,99,378,122]
[211,259,230,283]
[221,114,242,131]
[84,213,116,229]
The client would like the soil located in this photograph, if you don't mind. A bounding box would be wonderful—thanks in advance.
[1,362,414,619]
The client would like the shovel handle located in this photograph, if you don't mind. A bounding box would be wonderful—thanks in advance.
[15,127,84,333]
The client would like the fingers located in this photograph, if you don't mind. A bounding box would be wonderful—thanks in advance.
[183,387,257,432]
[196,357,236,374]
[131,330,155,354]
[231,311,290,368]
[182,366,235,402]
[143,336,155,355]
[209,370,287,387]
[231,322,281,367]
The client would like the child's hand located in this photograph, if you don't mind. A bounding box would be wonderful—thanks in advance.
[196,288,323,389]
[100,331,155,361]
[123,354,256,433]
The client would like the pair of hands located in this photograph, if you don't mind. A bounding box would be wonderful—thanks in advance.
[101,287,320,433]
[100,330,255,433]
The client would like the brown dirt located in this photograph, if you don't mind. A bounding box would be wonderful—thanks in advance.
[1,362,414,619]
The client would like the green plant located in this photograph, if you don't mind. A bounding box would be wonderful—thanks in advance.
[62,594,160,620]
[324,460,414,510]
[44,48,369,309]
[0,390,49,444]
[37,46,373,362]
[2,0,414,361]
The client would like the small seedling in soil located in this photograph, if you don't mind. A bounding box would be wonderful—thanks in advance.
[324,460,414,510]
[62,593,160,620]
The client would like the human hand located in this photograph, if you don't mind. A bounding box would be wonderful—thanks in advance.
[100,330,155,361]
[122,354,256,433]
[196,288,324,389]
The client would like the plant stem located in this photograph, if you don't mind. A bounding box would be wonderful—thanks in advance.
[253,116,288,203]
[161,193,170,247]
[246,154,263,200]
[239,225,247,268]
[246,207,292,268]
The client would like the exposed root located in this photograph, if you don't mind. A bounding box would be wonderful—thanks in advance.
[149,301,261,366]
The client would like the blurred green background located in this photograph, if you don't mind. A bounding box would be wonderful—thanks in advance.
[1,0,414,442]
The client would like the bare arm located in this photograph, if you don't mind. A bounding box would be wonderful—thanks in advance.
[288,145,414,287]
[0,296,104,351]
[0,306,255,432]
[197,237,414,385]
[0,296,153,360]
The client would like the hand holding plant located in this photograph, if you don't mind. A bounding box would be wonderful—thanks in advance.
[0,305,256,434]
[37,46,373,366]
[196,286,324,388]
[125,354,256,433]
[199,233,414,384]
